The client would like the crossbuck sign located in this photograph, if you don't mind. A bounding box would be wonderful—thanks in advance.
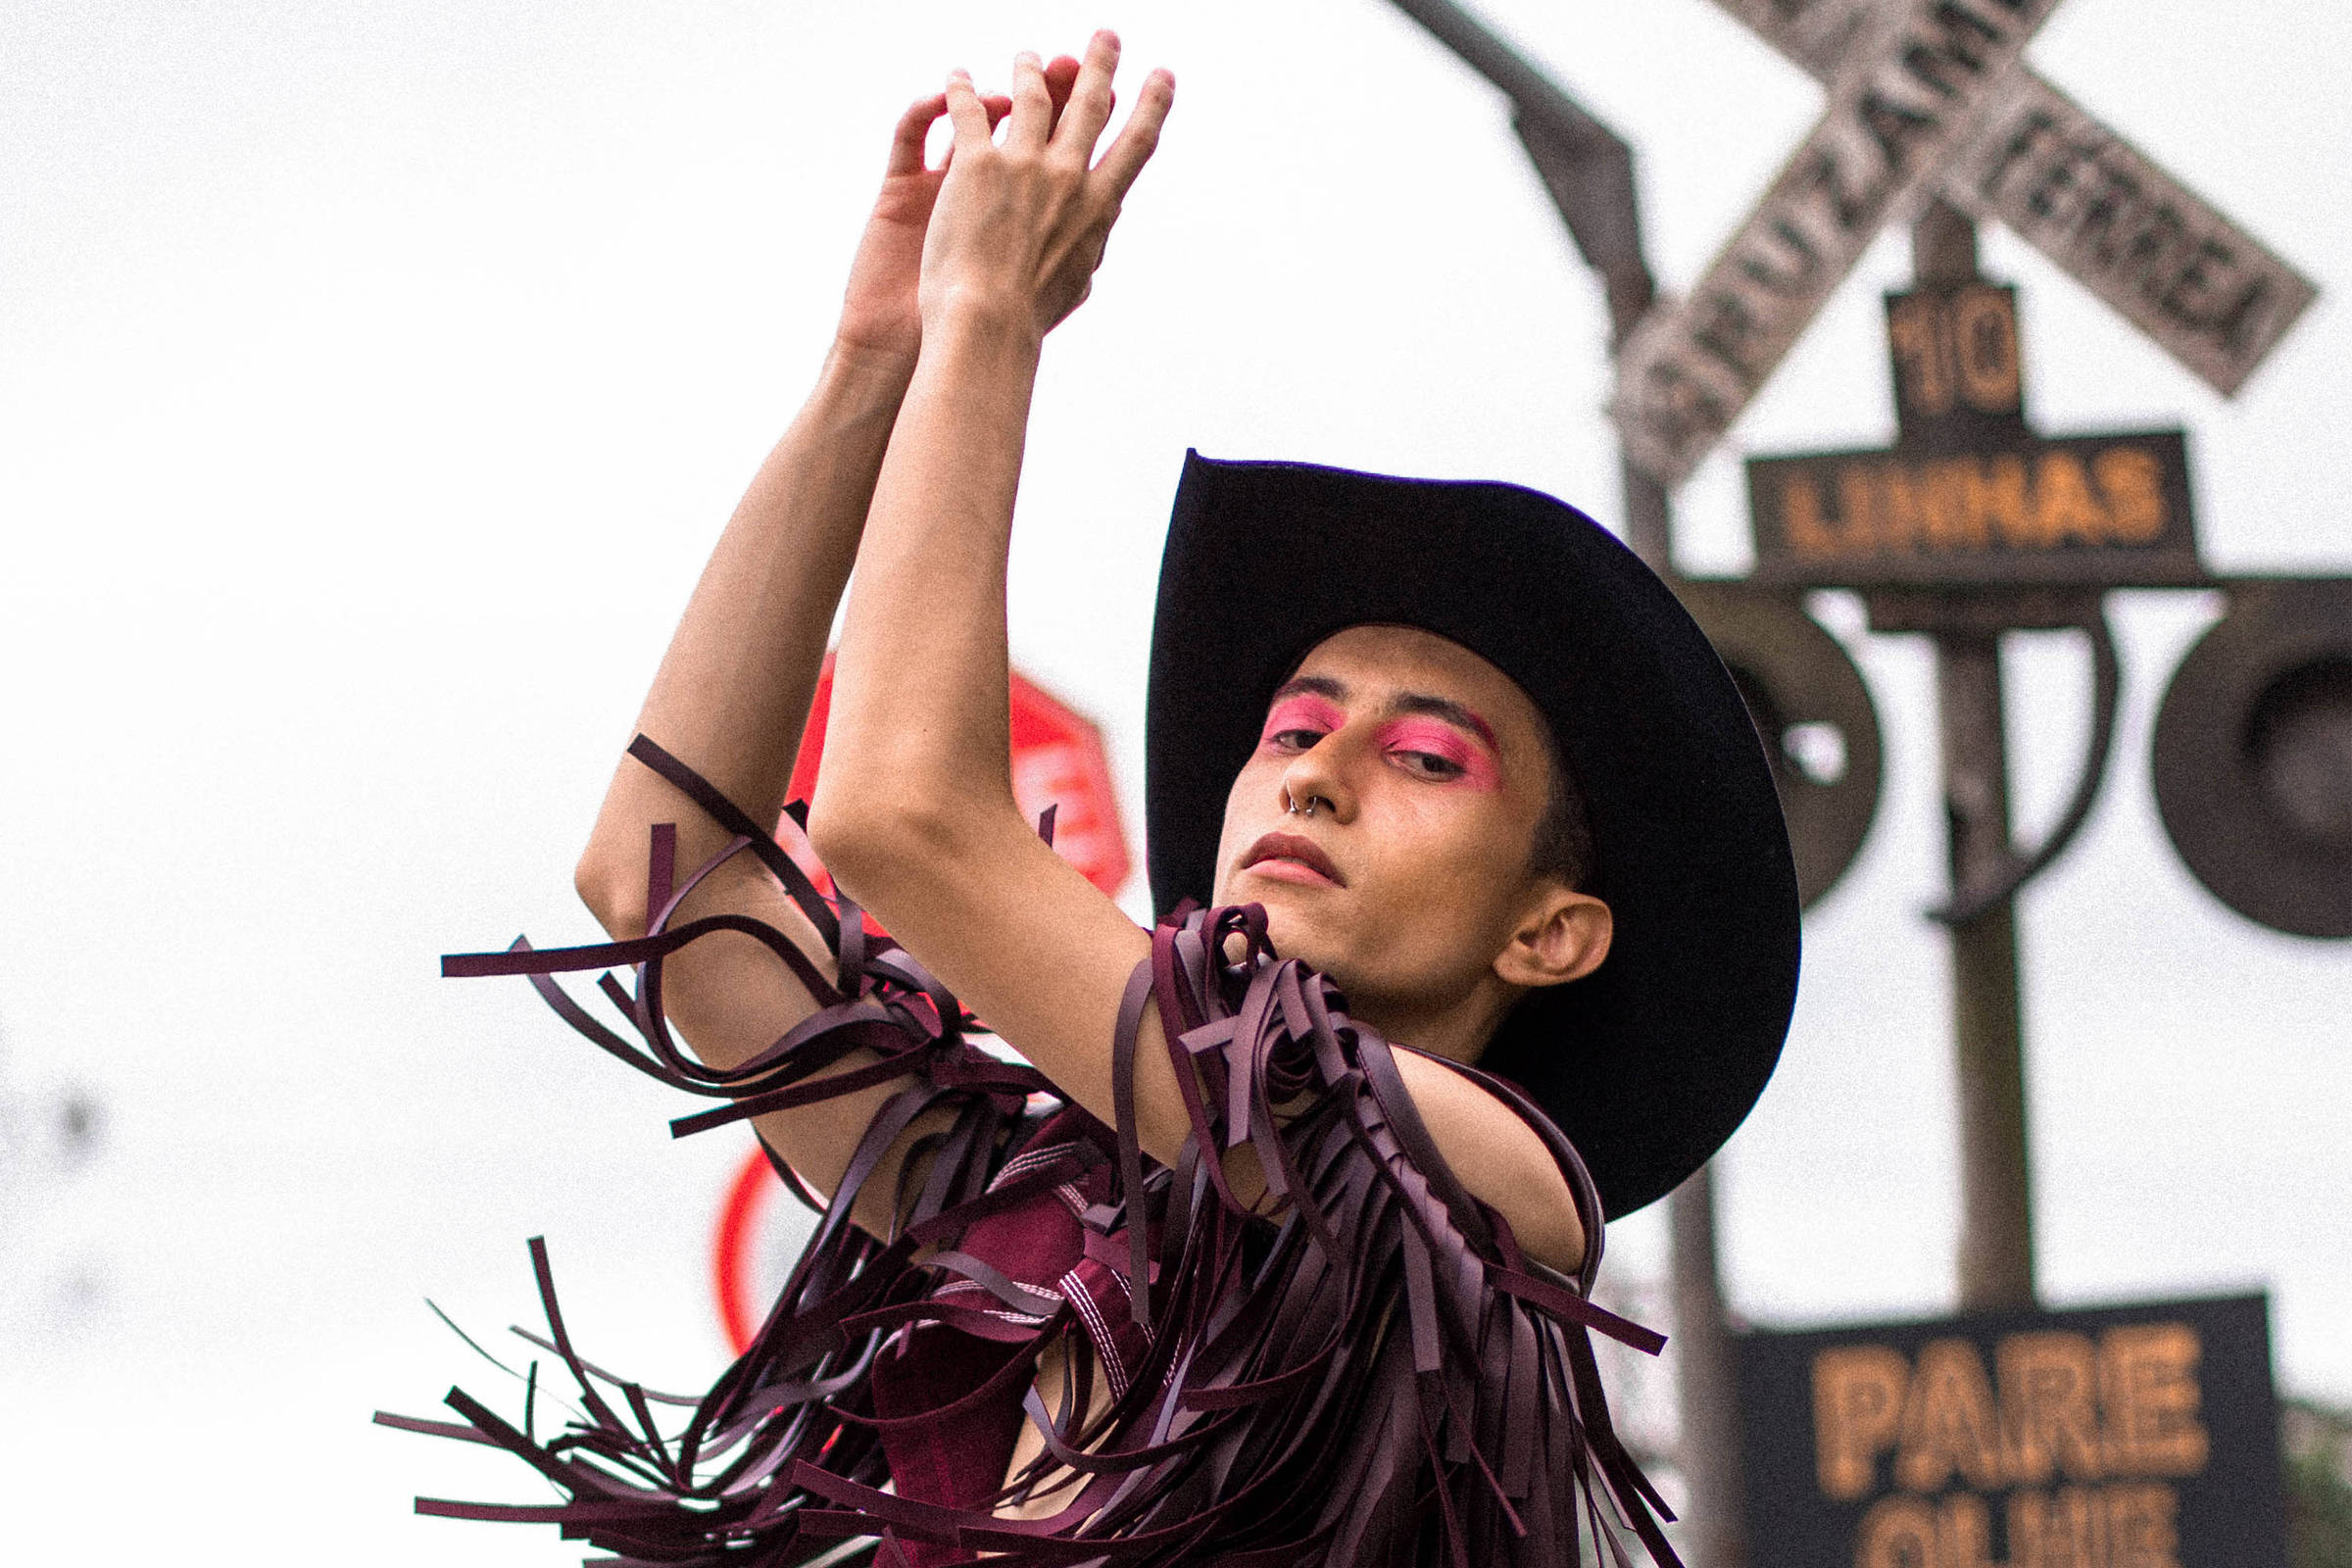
[1613,0,2317,488]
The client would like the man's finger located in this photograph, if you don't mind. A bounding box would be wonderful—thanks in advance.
[1052,30,1121,161]
[1004,50,1052,153]
[939,97,1013,175]
[1094,67,1173,197]
[887,92,949,177]
[1044,54,1079,131]
[942,69,992,150]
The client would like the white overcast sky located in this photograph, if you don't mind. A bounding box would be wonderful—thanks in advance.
[3,1,2346,1559]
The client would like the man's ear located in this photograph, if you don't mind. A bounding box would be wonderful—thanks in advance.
[1494,884,1612,990]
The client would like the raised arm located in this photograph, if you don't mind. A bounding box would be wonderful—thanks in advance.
[570,82,1026,1232]
[808,37,1586,1275]
[807,34,1189,1160]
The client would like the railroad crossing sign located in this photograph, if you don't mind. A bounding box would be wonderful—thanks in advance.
[1615,0,2317,487]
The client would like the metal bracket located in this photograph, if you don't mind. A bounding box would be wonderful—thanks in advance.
[1929,604,2123,925]
[1387,0,1657,341]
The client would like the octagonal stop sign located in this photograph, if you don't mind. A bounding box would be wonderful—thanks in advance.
[711,654,1130,1354]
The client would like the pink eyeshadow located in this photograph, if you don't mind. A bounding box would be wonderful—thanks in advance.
[1377,719,1502,791]
[1259,694,1347,745]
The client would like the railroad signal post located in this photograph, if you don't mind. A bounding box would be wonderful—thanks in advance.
[1387,2,2343,1564]
[1603,0,2340,1403]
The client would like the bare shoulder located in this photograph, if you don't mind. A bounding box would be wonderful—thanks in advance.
[1391,1049,1586,1277]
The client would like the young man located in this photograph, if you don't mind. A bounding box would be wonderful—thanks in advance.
[390,33,1799,1567]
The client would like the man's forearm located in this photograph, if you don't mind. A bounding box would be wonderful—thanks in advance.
[812,302,1045,866]
[580,338,915,930]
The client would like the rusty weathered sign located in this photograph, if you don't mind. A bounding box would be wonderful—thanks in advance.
[1747,430,2197,586]
[1946,76,2316,397]
[1614,0,2067,487]
[1707,0,2315,398]
[1747,280,2200,586]
[1736,1294,2290,1568]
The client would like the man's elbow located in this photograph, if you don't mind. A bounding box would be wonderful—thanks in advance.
[574,844,649,940]
[806,785,965,905]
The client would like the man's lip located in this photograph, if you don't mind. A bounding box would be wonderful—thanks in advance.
[1242,832,1346,887]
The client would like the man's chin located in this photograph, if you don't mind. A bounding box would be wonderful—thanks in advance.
[1249,895,1348,971]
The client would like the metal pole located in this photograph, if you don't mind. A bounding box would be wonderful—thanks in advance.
[1374,8,1747,1555]
[1627,399,1742,1568]
[1915,200,2040,1313]
[1667,1163,1746,1568]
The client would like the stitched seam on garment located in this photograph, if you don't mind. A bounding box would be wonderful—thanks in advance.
[988,1145,1071,1191]
[1058,1267,1130,1398]
[929,1279,1054,1328]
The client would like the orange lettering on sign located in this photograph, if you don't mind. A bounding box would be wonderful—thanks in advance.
[1952,287,2024,411]
[2033,452,2110,546]
[1839,464,1884,554]
[2101,1324,2209,1477]
[1815,1345,1913,1499]
[1888,293,1956,418]
[1936,1493,2002,1568]
[1813,1329,2204,1568]
[2000,1332,2106,1485]
[1884,460,1976,552]
[1854,1494,1938,1568]
[1968,454,2036,547]
[1859,1482,2191,1568]
[2103,1483,2184,1568]
[1766,443,2177,564]
[2009,1485,2106,1568]
[2093,447,2167,543]
[1896,1339,2006,1493]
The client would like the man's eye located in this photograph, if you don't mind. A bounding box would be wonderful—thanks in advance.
[1396,750,1465,780]
[1268,728,1327,752]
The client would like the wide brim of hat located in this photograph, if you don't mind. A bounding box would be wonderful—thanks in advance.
[1145,452,1801,1219]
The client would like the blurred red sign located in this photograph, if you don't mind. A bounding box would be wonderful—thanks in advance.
[776,652,1130,902]
[713,655,1128,1354]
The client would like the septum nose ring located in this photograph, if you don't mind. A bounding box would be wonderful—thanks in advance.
[1285,792,1321,818]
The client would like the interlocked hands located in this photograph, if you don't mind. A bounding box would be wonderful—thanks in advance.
[922,32,1172,340]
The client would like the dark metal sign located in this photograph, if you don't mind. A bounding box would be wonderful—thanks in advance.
[1747,430,2198,586]
[1886,280,2031,449]
[1747,280,2202,587]
[1736,1293,2291,1568]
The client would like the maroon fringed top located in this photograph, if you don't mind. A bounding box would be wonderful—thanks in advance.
[379,735,1681,1568]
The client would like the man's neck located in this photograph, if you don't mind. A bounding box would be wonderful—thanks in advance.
[1347,975,1521,1066]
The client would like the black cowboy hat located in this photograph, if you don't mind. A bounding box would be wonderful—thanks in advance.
[1146,452,1801,1219]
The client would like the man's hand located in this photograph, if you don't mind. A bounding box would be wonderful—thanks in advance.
[917,32,1174,341]
[832,92,989,365]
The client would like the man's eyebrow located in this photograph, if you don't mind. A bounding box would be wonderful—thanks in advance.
[1269,675,1348,704]
[1387,692,1499,752]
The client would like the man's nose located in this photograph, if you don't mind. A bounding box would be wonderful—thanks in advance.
[1278,733,1359,823]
